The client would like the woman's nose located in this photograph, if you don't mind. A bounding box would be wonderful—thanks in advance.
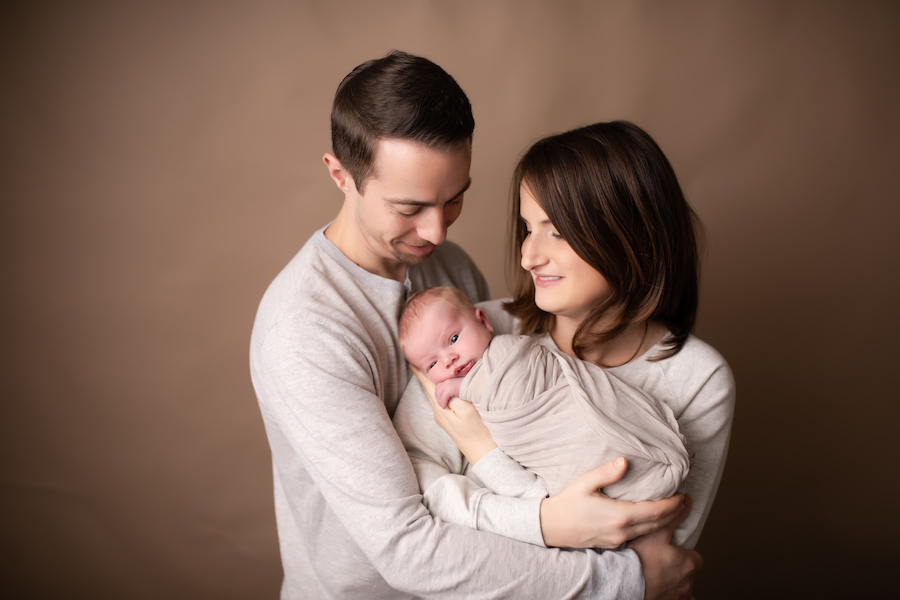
[520,235,544,271]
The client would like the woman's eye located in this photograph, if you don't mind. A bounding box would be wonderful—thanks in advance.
[551,232,564,240]
[450,334,459,344]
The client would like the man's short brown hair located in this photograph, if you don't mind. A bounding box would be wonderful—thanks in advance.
[331,50,475,193]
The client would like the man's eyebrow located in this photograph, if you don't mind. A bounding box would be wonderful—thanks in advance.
[386,179,472,207]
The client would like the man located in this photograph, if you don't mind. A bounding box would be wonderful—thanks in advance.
[250,50,700,599]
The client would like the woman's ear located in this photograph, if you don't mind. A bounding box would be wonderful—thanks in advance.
[475,308,494,334]
[323,153,356,193]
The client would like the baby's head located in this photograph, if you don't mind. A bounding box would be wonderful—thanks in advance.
[399,287,494,384]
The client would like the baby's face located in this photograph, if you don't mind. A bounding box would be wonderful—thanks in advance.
[403,300,494,384]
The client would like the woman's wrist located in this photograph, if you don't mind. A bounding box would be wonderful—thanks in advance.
[458,437,497,465]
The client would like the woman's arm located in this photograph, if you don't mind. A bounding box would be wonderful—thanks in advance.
[394,373,685,549]
[393,374,547,545]
[669,360,735,549]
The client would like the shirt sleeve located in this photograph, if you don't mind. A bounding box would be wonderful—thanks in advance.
[393,376,550,547]
[258,316,644,600]
[472,448,550,500]
[669,359,736,549]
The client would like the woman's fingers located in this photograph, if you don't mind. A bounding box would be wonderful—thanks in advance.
[411,366,442,413]
[570,457,628,492]
[620,494,687,540]
[445,396,477,417]
[541,457,687,547]
[569,457,683,537]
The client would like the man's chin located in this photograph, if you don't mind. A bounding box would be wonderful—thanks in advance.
[392,251,430,265]
[392,244,435,264]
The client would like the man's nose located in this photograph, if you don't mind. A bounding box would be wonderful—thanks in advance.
[417,211,448,246]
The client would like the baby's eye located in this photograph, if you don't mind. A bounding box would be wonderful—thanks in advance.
[450,333,459,344]
[428,361,436,371]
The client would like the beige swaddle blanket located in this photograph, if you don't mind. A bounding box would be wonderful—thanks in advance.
[459,335,692,501]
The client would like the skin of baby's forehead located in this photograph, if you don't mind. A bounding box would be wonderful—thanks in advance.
[405,299,464,361]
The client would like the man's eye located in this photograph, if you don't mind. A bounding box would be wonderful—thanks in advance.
[399,210,418,219]
[450,334,459,344]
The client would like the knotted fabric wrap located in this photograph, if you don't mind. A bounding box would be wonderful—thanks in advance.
[460,335,692,501]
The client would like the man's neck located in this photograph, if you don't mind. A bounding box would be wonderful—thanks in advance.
[324,207,408,282]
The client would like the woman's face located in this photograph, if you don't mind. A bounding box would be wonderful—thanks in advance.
[519,184,611,325]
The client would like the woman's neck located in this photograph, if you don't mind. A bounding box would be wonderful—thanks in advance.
[550,316,668,368]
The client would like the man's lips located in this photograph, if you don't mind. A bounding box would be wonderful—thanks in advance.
[455,361,474,377]
[400,241,436,256]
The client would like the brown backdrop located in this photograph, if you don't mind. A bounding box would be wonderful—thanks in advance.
[2,1,898,598]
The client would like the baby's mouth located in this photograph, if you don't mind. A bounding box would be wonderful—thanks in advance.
[455,361,474,377]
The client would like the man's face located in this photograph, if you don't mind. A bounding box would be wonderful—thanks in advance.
[403,299,494,384]
[350,138,471,269]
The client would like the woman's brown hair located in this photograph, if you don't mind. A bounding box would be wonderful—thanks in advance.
[504,121,702,361]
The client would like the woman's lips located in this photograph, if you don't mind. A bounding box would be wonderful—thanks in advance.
[532,273,562,288]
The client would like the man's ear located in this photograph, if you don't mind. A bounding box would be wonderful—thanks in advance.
[323,153,356,194]
[475,308,493,334]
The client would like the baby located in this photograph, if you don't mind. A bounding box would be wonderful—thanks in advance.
[399,286,692,502]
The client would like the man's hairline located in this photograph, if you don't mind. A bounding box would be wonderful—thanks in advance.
[357,136,473,195]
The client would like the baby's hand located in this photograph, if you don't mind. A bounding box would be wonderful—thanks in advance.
[434,377,463,409]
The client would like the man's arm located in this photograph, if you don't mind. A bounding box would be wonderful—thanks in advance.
[394,369,702,599]
[256,317,647,599]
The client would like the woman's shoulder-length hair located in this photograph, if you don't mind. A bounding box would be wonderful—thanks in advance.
[504,120,702,361]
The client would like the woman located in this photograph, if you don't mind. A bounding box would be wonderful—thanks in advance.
[394,120,734,553]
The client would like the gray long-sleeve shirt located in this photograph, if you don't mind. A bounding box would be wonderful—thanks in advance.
[461,334,692,502]
[395,301,734,551]
[249,228,644,599]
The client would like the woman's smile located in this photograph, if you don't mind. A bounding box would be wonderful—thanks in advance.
[519,185,610,323]
[532,272,563,287]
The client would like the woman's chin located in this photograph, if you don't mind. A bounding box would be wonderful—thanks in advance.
[534,299,560,315]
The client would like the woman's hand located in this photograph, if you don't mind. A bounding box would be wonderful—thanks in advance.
[539,457,685,549]
[412,366,497,464]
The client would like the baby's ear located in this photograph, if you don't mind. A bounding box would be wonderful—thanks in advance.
[474,308,493,334]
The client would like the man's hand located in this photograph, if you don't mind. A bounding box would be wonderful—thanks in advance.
[412,366,497,464]
[629,497,703,600]
[539,457,685,549]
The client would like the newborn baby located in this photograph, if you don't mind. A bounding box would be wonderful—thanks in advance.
[398,286,692,501]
